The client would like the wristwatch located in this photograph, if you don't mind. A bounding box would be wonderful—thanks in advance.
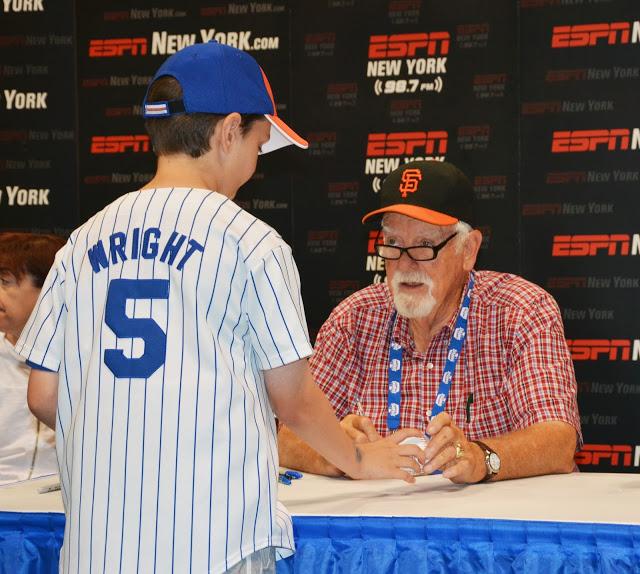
[472,440,501,483]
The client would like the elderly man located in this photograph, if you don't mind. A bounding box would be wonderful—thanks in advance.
[279,160,581,484]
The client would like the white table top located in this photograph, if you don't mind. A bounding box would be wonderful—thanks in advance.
[278,471,640,525]
[1,472,639,526]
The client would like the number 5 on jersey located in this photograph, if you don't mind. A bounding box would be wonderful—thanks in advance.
[104,278,170,378]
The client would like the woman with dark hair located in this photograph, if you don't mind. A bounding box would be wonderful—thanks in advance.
[0,232,64,484]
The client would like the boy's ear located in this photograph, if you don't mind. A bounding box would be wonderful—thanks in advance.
[215,112,242,154]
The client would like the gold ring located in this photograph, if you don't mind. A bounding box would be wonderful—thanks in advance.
[454,441,464,460]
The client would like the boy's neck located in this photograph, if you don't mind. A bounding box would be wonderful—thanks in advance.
[142,153,231,198]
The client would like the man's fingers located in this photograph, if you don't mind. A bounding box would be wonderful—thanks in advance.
[424,426,455,459]
[426,411,452,435]
[388,427,423,443]
[423,444,457,474]
[358,417,382,442]
[443,458,472,483]
[397,445,427,464]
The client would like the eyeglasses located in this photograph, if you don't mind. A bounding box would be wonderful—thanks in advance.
[375,232,458,262]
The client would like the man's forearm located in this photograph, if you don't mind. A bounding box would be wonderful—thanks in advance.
[474,420,577,481]
[278,424,344,476]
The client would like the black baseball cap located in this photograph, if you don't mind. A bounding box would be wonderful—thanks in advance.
[362,160,474,226]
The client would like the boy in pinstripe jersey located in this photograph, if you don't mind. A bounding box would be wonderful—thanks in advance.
[18,42,425,574]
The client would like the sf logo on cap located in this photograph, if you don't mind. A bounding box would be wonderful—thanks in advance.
[398,168,422,198]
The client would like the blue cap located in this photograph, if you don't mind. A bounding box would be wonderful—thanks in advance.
[143,41,307,154]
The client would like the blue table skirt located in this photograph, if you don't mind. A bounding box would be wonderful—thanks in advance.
[0,512,64,574]
[0,512,638,574]
[278,516,640,574]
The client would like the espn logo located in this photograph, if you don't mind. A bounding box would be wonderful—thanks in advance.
[367,230,383,254]
[547,277,587,289]
[90,135,150,154]
[551,129,640,153]
[89,38,148,57]
[567,339,640,361]
[546,171,587,184]
[366,132,448,157]
[552,234,640,257]
[552,22,640,48]
[522,203,561,216]
[368,32,450,58]
[575,444,640,467]
[365,230,385,272]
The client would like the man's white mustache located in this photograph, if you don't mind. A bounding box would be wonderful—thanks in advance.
[391,271,433,288]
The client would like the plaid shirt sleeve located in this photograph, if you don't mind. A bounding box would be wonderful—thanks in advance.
[309,308,359,420]
[504,292,583,447]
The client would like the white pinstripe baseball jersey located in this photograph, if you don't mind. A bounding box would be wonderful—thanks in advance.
[17,187,312,574]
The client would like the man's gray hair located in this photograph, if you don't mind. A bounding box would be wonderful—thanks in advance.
[451,220,472,253]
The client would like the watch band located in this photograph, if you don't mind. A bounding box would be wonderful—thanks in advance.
[472,440,499,483]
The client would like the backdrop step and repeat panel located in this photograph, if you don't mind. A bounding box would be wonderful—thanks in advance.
[519,0,640,473]
[1,0,638,473]
[0,0,77,234]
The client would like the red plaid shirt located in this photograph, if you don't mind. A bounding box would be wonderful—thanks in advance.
[310,270,582,443]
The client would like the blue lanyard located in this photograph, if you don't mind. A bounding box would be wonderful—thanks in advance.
[387,273,475,430]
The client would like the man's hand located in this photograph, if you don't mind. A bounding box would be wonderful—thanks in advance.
[422,412,485,484]
[340,414,382,443]
[349,427,427,483]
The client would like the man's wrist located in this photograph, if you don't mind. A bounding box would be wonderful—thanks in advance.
[471,440,501,483]
[469,441,489,483]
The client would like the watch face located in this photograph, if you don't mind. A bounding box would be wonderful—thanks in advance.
[488,452,501,473]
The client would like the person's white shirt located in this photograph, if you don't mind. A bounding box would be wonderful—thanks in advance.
[0,331,57,485]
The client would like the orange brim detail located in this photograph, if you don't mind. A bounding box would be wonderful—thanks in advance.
[262,114,309,154]
[258,66,307,154]
[361,204,458,226]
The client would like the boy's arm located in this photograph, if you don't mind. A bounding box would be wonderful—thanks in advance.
[28,369,59,430]
[265,358,425,481]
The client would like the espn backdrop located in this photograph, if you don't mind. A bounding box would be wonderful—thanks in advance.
[1,0,638,473]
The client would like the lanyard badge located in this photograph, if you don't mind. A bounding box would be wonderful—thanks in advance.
[386,273,475,430]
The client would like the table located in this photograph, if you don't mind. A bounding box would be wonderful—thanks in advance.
[277,471,640,573]
[0,473,638,573]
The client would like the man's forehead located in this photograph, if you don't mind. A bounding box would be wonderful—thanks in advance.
[381,212,444,234]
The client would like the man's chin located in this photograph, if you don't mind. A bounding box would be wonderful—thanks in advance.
[393,295,436,320]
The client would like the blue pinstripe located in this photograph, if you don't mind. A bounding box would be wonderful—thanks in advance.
[188,195,223,574]
[248,273,285,365]
[171,191,209,573]
[217,242,241,570]
[86,206,110,574]
[101,195,130,574]
[153,188,193,574]
[18,270,58,349]
[242,229,271,263]
[135,188,160,574]
[260,258,303,359]
[205,203,241,570]
[116,191,144,574]
[272,247,306,329]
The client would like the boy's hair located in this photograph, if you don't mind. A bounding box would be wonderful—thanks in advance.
[144,76,263,158]
[0,232,66,288]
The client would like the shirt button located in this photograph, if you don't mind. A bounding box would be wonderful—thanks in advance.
[427,362,434,370]
[426,409,432,418]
